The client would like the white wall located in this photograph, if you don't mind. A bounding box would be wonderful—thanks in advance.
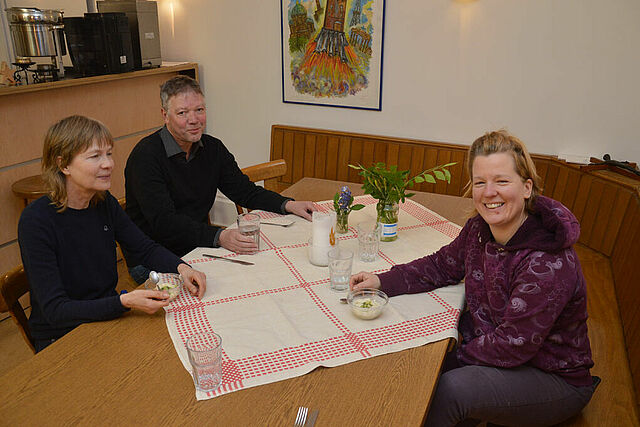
[157,0,640,166]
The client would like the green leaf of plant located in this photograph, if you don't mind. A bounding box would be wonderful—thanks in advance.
[351,204,365,210]
[356,161,455,205]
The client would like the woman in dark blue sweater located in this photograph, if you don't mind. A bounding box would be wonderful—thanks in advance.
[18,115,207,352]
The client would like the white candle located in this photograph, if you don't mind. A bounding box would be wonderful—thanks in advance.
[311,211,336,247]
[308,236,338,266]
[309,211,337,266]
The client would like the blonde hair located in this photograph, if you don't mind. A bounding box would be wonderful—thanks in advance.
[42,115,114,211]
[464,129,542,214]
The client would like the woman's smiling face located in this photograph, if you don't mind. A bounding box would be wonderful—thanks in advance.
[472,152,533,244]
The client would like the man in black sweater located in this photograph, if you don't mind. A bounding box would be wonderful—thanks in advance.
[124,76,315,283]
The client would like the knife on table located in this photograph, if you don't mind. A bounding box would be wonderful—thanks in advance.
[202,254,254,265]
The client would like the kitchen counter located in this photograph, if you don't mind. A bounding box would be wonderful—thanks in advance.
[0,61,197,97]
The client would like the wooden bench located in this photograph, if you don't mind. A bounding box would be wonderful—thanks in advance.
[270,124,640,425]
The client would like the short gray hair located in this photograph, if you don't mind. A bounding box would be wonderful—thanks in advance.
[160,75,203,109]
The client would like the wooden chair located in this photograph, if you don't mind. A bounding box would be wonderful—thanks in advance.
[116,197,129,268]
[0,265,36,353]
[236,159,287,214]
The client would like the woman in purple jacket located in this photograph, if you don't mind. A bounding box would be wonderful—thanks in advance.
[351,130,596,426]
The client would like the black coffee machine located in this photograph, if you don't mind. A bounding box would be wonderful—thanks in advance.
[64,12,134,76]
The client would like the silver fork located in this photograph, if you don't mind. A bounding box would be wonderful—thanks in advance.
[294,406,308,426]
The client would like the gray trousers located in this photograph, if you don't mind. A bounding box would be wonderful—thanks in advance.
[425,354,596,427]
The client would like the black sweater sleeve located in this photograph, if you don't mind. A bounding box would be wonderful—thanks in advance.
[110,194,184,272]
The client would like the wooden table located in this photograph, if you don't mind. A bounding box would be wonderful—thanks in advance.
[0,177,473,426]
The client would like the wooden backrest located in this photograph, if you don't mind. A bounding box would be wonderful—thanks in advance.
[237,159,288,214]
[0,265,35,353]
[115,197,129,266]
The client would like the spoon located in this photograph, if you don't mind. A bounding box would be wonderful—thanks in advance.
[149,271,160,285]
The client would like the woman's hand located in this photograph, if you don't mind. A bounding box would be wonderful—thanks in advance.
[120,289,170,313]
[178,263,207,299]
[350,271,381,291]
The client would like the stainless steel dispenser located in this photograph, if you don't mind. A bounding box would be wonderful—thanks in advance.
[5,7,66,79]
[96,0,161,69]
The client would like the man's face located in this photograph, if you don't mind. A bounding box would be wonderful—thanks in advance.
[162,90,207,146]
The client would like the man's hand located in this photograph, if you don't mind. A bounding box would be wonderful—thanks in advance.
[219,228,259,254]
[285,200,316,221]
[120,289,170,313]
[178,263,207,299]
[350,271,381,291]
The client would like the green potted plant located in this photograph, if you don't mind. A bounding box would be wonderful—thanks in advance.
[349,162,456,241]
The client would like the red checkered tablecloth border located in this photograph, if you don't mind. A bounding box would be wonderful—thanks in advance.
[167,196,464,399]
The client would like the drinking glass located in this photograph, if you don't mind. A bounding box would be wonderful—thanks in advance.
[357,221,380,262]
[237,212,261,248]
[186,331,223,392]
[327,248,353,292]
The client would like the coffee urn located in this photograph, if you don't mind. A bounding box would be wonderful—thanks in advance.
[5,7,67,79]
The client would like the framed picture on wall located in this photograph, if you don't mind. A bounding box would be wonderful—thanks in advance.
[280,0,386,110]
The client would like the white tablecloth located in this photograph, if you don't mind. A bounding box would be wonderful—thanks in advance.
[165,195,465,400]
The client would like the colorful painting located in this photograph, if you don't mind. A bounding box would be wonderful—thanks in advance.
[281,0,385,110]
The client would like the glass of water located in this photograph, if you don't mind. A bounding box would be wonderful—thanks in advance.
[186,331,223,392]
[357,221,380,262]
[237,212,261,248]
[328,248,353,292]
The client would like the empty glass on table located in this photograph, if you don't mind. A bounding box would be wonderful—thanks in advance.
[357,221,380,262]
[186,331,223,392]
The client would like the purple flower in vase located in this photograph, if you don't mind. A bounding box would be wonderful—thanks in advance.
[333,186,364,214]
[338,186,352,211]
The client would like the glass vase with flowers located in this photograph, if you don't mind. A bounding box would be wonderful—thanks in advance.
[333,186,364,234]
[349,162,456,241]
